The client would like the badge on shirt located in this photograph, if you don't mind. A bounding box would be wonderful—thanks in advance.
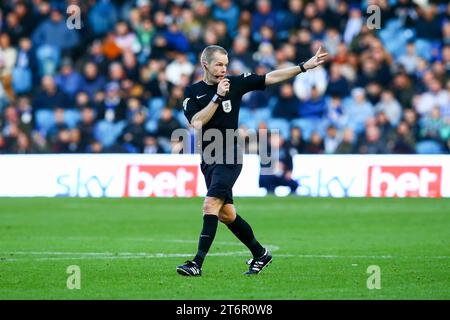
[222,100,232,113]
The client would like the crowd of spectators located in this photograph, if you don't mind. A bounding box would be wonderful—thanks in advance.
[0,0,449,156]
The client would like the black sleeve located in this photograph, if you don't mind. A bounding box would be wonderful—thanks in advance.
[238,73,266,95]
[183,86,201,124]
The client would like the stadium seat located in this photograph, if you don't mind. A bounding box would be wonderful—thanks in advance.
[35,109,55,135]
[35,44,61,76]
[175,110,190,128]
[64,109,81,129]
[416,140,443,154]
[94,120,127,148]
[147,97,166,121]
[145,119,158,134]
[290,118,325,141]
[267,118,290,139]
[253,108,272,123]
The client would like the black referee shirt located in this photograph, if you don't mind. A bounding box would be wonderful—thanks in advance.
[183,73,266,164]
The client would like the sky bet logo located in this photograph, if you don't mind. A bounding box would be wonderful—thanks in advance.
[123,165,198,197]
[367,166,442,198]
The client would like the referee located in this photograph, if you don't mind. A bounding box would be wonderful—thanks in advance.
[176,45,328,276]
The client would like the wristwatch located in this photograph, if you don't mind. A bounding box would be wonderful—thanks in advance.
[212,93,225,104]
[298,62,307,73]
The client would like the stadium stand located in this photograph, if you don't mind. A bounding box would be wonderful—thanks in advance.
[0,0,448,154]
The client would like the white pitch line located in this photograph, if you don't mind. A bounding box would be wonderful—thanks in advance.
[0,251,251,262]
[0,244,281,262]
[1,252,448,262]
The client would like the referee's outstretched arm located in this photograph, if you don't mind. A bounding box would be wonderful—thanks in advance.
[265,46,329,86]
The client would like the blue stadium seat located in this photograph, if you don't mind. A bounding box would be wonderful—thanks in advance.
[35,109,55,135]
[145,119,158,134]
[175,110,189,128]
[147,97,166,121]
[290,118,326,141]
[94,120,127,148]
[64,109,81,129]
[416,140,443,154]
[267,118,290,139]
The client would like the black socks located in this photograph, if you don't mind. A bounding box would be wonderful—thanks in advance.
[193,214,218,268]
[227,214,265,258]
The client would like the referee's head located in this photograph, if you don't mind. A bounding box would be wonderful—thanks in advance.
[201,45,229,84]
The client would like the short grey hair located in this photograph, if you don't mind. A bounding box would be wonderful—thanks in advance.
[200,45,228,65]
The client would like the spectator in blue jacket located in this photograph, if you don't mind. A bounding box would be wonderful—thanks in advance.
[79,62,106,101]
[212,0,240,37]
[32,7,80,52]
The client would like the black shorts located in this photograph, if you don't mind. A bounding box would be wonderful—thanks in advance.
[200,163,243,205]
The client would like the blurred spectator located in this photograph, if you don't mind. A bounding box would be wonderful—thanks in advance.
[358,125,389,154]
[80,62,106,100]
[326,63,350,98]
[33,75,68,111]
[212,0,240,37]
[251,0,276,42]
[286,126,306,155]
[0,0,447,155]
[324,124,340,154]
[165,52,194,86]
[12,37,36,95]
[389,121,416,154]
[157,107,182,140]
[76,106,97,153]
[0,33,17,81]
[392,72,415,109]
[293,61,327,100]
[88,0,119,37]
[335,128,356,154]
[326,95,347,130]
[54,57,83,102]
[415,78,449,117]
[375,90,402,127]
[259,132,298,194]
[143,133,165,154]
[96,82,127,122]
[164,22,190,53]
[120,107,148,153]
[114,21,141,54]
[343,6,363,45]
[414,5,442,41]
[298,86,327,119]
[417,107,447,154]
[166,85,185,112]
[398,42,421,75]
[272,82,300,120]
[229,36,254,70]
[304,131,324,154]
[31,7,80,52]
[344,88,374,135]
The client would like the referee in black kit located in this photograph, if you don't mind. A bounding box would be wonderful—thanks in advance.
[177,45,328,276]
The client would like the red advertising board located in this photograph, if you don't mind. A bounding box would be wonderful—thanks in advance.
[124,165,199,197]
[367,166,442,198]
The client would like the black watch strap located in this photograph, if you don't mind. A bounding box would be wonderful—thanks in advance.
[299,62,306,73]
[212,94,223,104]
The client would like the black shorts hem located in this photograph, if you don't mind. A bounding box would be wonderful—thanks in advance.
[205,191,234,205]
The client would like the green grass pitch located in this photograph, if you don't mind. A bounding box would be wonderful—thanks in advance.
[0,197,449,299]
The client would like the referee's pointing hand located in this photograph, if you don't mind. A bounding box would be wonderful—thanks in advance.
[217,78,230,96]
[303,46,329,70]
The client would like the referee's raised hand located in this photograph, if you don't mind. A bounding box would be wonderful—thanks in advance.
[217,78,230,96]
[303,46,329,70]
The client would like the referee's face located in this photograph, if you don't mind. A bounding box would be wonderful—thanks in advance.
[205,52,228,84]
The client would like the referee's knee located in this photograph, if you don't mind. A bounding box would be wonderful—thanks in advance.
[203,197,223,215]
